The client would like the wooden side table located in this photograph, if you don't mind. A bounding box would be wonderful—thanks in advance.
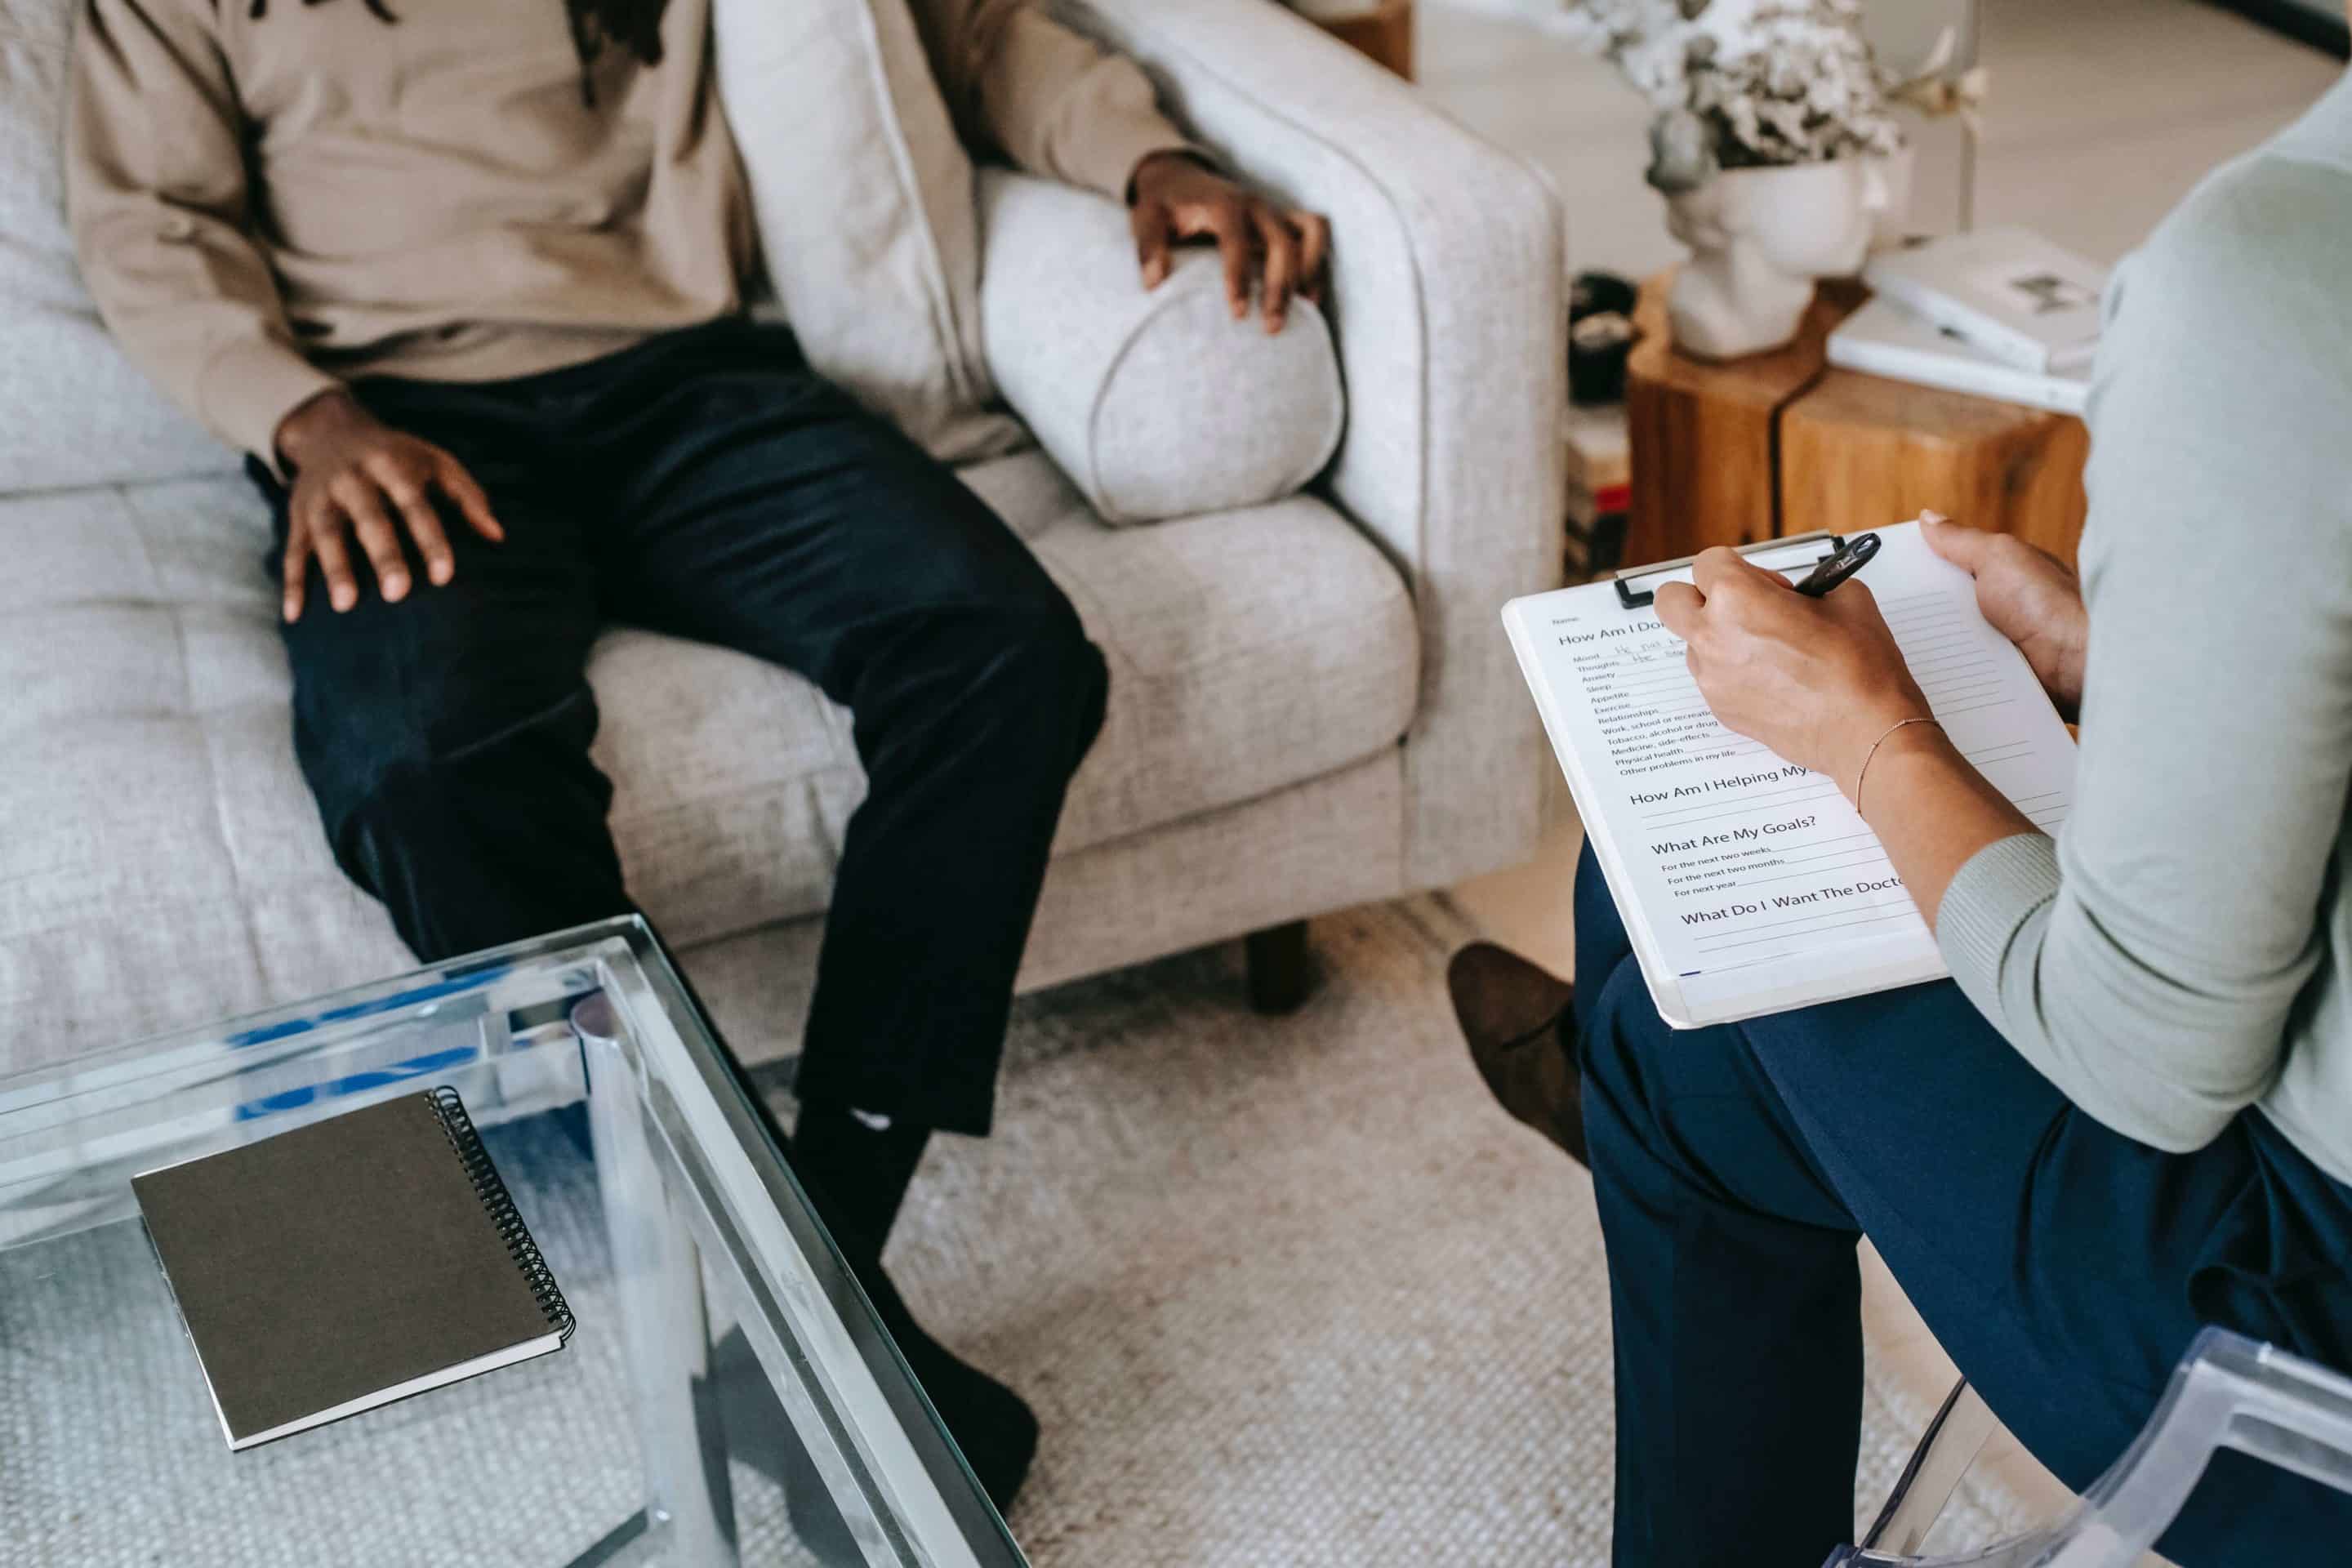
[1297,0,1415,79]
[1625,273,2089,568]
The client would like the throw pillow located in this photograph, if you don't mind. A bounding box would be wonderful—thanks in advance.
[978,170,1344,524]
[709,0,1027,465]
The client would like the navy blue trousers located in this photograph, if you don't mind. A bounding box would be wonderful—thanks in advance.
[255,322,1107,1134]
[1573,844,2352,1566]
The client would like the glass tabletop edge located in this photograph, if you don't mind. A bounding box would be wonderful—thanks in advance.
[595,932,1030,1568]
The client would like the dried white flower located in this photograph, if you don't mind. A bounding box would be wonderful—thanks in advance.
[1557,0,1908,176]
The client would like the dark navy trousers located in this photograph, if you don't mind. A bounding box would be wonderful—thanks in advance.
[1572,843,2352,1566]
[255,322,1107,1135]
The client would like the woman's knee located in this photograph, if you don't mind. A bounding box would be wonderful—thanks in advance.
[1572,841,1634,1017]
[1576,956,1672,1154]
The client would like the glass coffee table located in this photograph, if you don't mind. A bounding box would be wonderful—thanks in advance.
[0,919,1027,1568]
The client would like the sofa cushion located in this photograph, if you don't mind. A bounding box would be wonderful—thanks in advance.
[964,452,1414,849]
[0,0,239,492]
[0,456,1415,1071]
[710,0,1025,465]
[979,171,1345,524]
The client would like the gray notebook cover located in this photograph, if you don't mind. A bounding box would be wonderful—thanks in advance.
[134,1089,571,1449]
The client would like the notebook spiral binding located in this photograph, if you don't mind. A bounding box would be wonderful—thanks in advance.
[426,1086,577,1344]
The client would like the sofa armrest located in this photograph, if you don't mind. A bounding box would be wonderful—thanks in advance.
[978,169,1345,524]
[1057,0,1568,889]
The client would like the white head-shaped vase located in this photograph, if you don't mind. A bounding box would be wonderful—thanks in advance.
[1664,153,1902,361]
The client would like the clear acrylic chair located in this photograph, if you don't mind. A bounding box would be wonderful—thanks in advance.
[1828,1328,2352,1567]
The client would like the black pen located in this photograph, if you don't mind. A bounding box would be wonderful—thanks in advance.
[1792,532,1881,597]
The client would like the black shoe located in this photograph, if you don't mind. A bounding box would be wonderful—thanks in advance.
[719,1083,1043,1521]
[1448,941,1588,1169]
[710,1318,1037,1557]
[856,1261,1040,1513]
[710,1326,862,1561]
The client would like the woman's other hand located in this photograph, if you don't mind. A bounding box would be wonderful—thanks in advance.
[1653,546,1933,800]
[1922,514,2087,720]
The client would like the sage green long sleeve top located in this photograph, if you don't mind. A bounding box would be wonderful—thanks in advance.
[1937,69,2352,1187]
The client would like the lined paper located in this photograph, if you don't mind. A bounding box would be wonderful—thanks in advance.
[1503,522,2078,1027]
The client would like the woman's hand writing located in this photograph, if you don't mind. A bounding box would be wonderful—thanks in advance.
[1652,546,1934,800]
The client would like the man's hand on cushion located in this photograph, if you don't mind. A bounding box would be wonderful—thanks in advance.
[273,390,505,621]
[1128,152,1330,335]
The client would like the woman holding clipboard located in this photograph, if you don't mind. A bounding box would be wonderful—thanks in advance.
[1450,51,2352,1568]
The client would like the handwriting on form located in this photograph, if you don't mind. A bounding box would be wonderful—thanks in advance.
[1611,634,1686,666]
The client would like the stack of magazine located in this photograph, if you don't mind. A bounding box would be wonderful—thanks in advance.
[1831,227,2107,417]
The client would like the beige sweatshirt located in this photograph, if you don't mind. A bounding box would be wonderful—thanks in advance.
[65,0,1192,468]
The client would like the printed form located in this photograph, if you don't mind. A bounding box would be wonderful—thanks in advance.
[1503,522,2077,1027]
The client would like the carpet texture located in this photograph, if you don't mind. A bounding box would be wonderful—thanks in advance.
[0,894,2031,1564]
[0,1111,820,1567]
[824,895,2031,1565]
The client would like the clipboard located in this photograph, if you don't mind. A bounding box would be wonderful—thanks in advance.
[1503,520,2080,1029]
[1612,531,1848,610]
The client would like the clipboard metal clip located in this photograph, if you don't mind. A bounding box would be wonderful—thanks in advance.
[1613,531,1846,611]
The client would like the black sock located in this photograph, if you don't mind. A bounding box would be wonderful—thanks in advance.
[791,1095,931,1257]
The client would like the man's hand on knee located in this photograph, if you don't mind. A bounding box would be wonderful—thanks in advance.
[1127,153,1330,336]
[272,389,506,621]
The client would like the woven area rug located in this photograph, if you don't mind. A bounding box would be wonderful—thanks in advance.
[831,894,2030,1566]
[0,894,2030,1565]
[0,1110,841,1568]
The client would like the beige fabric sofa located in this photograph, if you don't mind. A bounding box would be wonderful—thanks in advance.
[0,0,1565,1076]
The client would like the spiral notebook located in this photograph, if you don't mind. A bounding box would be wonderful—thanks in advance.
[134,1087,575,1450]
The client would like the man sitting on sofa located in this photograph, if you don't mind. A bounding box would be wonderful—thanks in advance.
[67,0,1326,1508]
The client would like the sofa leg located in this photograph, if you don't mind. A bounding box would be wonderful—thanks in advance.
[1245,921,1313,1015]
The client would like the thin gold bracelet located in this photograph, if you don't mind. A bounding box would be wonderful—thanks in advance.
[1852,716,1943,818]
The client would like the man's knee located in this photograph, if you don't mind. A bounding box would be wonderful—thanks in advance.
[327,736,624,960]
[1027,611,1111,742]
[960,601,1111,758]
[315,690,608,868]
[334,755,470,875]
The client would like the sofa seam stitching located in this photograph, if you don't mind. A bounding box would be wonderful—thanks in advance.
[130,483,274,996]
[1084,276,1216,521]
[847,0,991,409]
